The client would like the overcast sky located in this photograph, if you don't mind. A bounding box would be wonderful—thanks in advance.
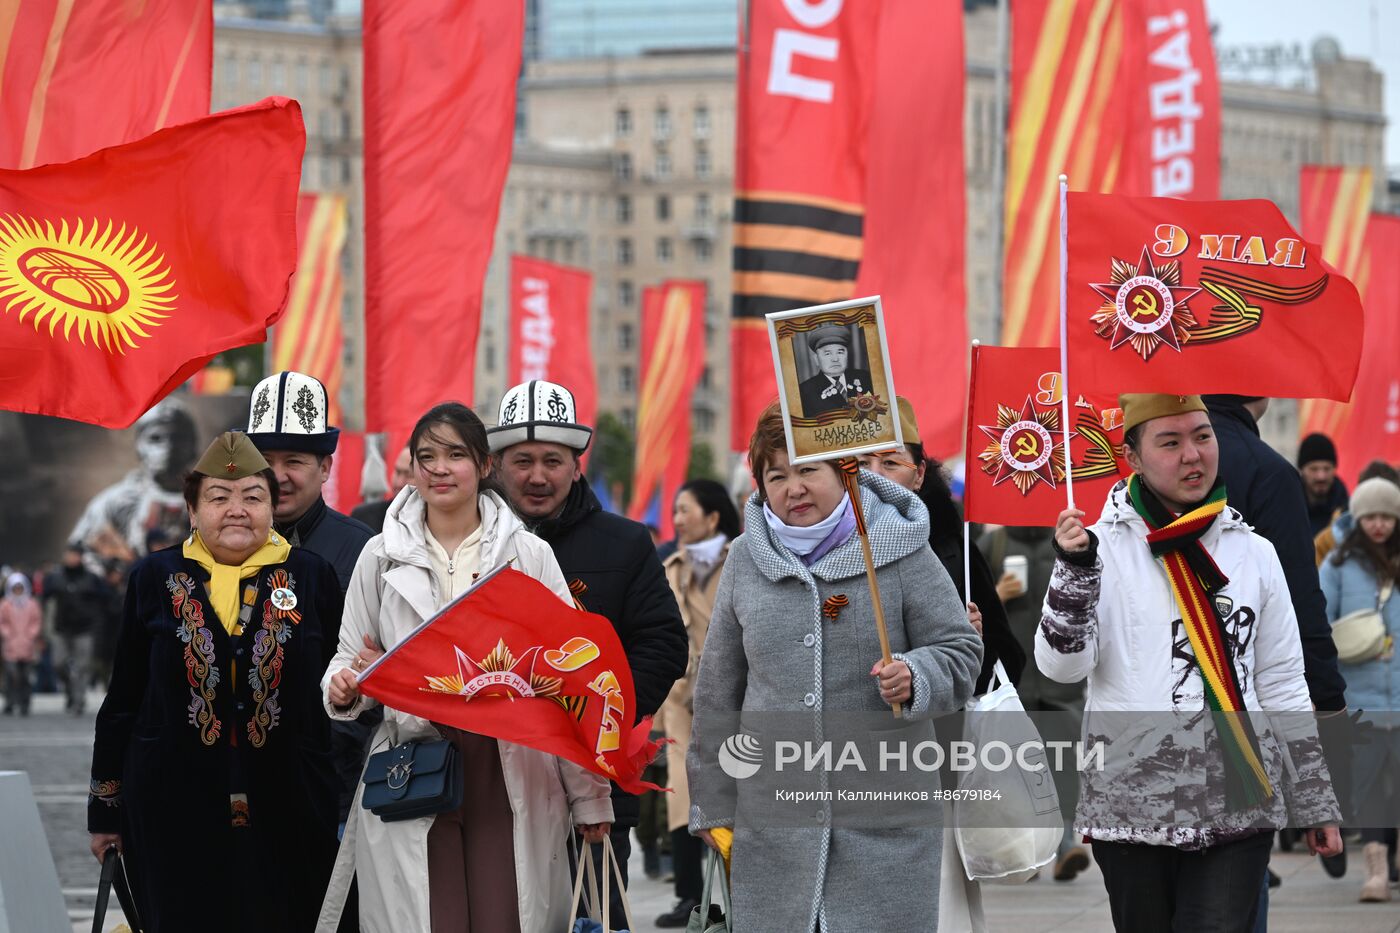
[1211,0,1400,164]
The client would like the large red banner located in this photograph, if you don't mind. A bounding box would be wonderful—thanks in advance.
[964,345,1126,527]
[1065,191,1362,401]
[324,429,365,515]
[507,255,596,435]
[1299,214,1400,488]
[729,0,881,450]
[851,0,965,459]
[1004,0,1219,348]
[0,98,303,426]
[630,281,706,538]
[0,0,211,169]
[359,566,664,794]
[272,193,348,425]
[363,2,523,435]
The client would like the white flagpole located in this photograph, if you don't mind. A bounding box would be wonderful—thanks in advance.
[1058,174,1076,512]
[963,339,979,607]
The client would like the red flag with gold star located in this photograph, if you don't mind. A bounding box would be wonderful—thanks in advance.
[0,97,304,427]
[1066,191,1363,401]
[964,345,1127,527]
[357,565,665,795]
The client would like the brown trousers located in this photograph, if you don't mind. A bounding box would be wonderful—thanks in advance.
[427,728,521,933]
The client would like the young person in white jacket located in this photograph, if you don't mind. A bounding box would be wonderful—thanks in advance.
[1036,393,1341,933]
[318,403,613,933]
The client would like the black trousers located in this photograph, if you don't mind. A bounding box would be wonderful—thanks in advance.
[1092,831,1273,933]
[672,827,704,901]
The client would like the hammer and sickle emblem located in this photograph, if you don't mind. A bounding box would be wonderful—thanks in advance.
[1014,433,1040,460]
[1131,291,1159,318]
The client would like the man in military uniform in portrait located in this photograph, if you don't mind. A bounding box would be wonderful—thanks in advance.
[797,325,874,418]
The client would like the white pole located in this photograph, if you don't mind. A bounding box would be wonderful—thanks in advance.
[963,339,979,608]
[1058,174,1075,512]
[991,0,1010,338]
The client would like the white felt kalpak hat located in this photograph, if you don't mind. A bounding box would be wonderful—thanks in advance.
[488,380,593,453]
[246,370,340,456]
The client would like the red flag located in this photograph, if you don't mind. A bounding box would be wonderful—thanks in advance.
[358,566,664,794]
[363,1,523,435]
[0,0,211,170]
[325,429,365,515]
[1065,191,1362,401]
[729,0,880,450]
[1299,214,1400,487]
[272,193,349,425]
[507,255,596,435]
[851,0,965,459]
[630,281,706,538]
[1004,0,1219,348]
[964,345,1126,527]
[0,98,304,426]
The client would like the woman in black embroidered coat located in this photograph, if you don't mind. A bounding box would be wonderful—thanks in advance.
[87,433,343,932]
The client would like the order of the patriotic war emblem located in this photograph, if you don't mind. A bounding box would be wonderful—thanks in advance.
[977,396,1073,495]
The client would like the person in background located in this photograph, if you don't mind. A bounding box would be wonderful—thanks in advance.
[352,444,415,535]
[1316,460,1400,567]
[1319,477,1400,903]
[1299,432,1350,537]
[44,543,106,714]
[489,379,687,920]
[655,479,742,927]
[0,572,41,716]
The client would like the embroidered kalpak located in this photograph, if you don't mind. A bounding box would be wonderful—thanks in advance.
[1128,475,1273,808]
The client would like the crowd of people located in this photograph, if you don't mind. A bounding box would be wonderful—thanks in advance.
[0,361,1395,933]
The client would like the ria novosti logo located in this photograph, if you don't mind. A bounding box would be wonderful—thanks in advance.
[717,733,763,779]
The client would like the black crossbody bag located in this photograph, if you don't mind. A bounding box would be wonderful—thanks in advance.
[360,739,462,822]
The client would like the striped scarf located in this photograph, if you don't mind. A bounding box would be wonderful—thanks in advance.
[1128,474,1274,810]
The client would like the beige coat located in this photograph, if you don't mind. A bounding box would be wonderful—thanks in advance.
[660,543,727,831]
[316,488,614,933]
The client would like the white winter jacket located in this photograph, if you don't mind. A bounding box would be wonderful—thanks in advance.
[316,487,614,932]
[1034,480,1339,848]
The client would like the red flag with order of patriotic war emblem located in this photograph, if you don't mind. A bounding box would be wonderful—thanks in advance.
[1066,191,1364,401]
[964,345,1127,527]
[0,97,304,427]
[357,565,666,795]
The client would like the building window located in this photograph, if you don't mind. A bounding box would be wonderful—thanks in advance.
[700,366,713,389]
[656,152,672,180]
[247,57,262,87]
[320,61,333,93]
[695,193,711,220]
[619,280,635,307]
[295,59,309,94]
[271,59,286,89]
[656,195,671,222]
[694,407,715,433]
[657,237,673,262]
[620,366,636,393]
[695,145,711,179]
[655,106,671,139]
[617,195,632,223]
[616,107,632,137]
[615,153,632,181]
[693,238,713,262]
[621,408,635,431]
[694,104,710,138]
[618,322,635,350]
[618,238,633,266]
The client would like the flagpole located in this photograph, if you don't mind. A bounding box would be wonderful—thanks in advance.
[1058,174,1076,512]
[962,340,979,609]
[991,0,1009,338]
[837,460,902,719]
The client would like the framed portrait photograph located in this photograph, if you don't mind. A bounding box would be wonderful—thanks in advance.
[766,295,902,464]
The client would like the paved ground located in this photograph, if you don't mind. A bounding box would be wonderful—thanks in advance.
[3,690,1400,932]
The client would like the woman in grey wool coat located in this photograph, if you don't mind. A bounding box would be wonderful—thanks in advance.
[687,403,984,932]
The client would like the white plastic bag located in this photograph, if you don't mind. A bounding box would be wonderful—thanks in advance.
[952,661,1062,884]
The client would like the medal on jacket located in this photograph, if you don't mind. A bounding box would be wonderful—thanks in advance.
[267,569,301,623]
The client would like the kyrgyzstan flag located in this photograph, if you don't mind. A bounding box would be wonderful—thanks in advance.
[964,345,1127,527]
[357,565,666,795]
[1066,192,1363,401]
[0,97,304,427]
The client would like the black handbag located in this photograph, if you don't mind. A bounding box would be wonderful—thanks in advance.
[361,739,462,822]
[93,846,143,933]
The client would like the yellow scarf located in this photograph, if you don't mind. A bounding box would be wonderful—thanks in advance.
[183,531,291,635]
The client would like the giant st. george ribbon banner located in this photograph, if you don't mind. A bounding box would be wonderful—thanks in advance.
[0,0,211,169]
[1003,0,1219,349]
[362,1,524,435]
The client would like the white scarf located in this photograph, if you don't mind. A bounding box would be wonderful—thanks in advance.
[763,492,852,556]
[683,533,728,580]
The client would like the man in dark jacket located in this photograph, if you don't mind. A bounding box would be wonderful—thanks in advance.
[1298,432,1350,536]
[1206,395,1351,898]
[489,379,687,922]
[247,370,376,834]
[45,543,108,714]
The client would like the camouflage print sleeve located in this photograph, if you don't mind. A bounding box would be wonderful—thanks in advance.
[1034,555,1103,685]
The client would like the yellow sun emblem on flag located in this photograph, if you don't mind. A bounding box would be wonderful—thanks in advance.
[0,215,175,353]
